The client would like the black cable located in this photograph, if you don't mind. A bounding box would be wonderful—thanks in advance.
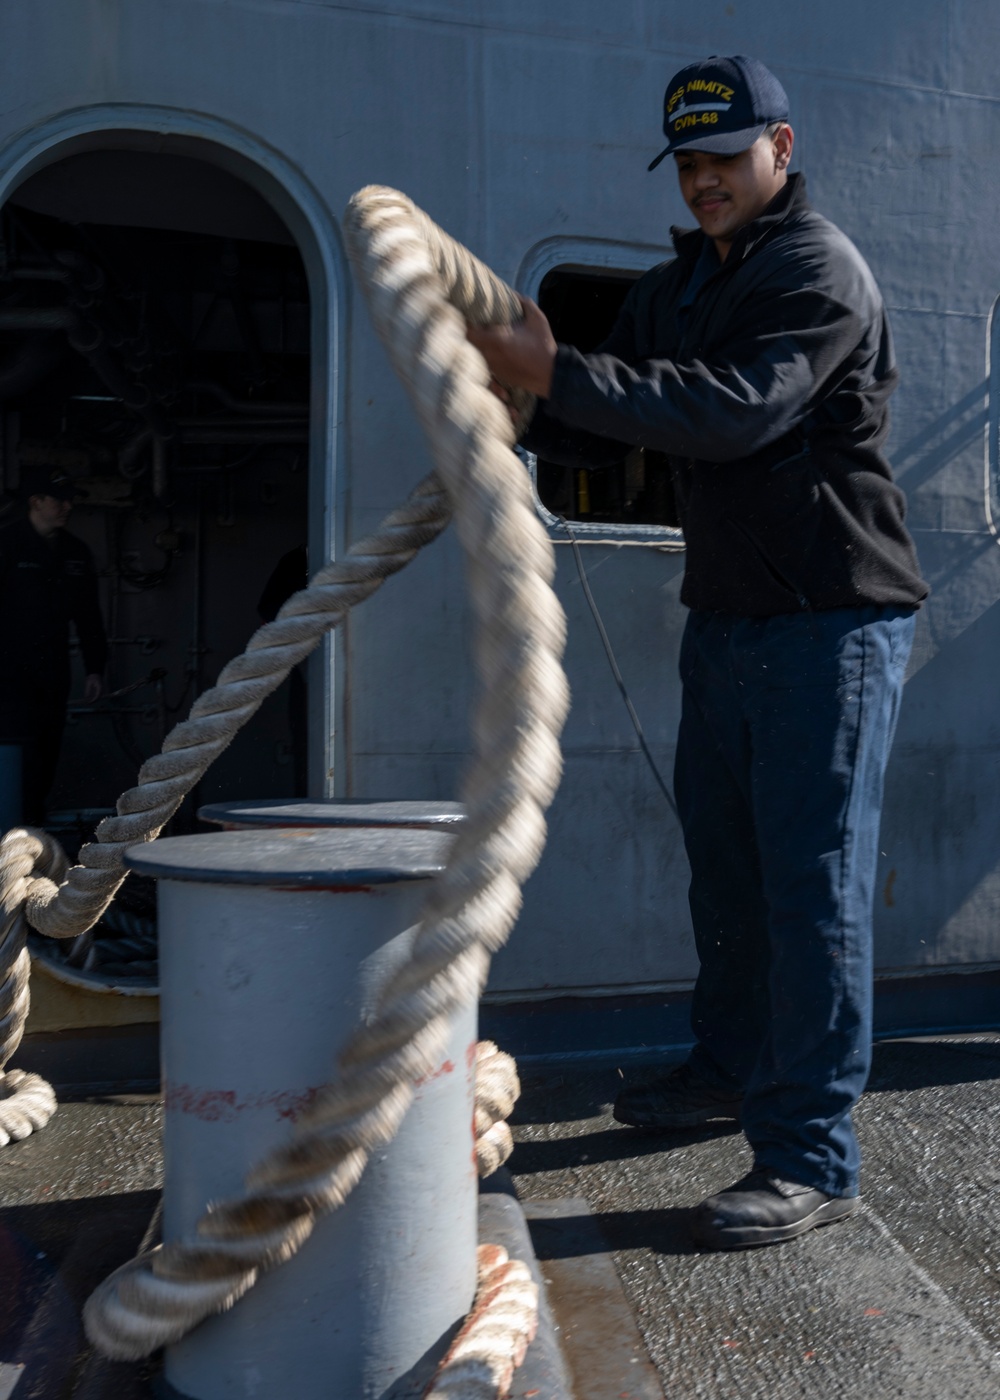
[559,516,679,820]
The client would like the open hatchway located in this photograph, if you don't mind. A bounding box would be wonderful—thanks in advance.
[0,148,314,991]
[532,266,678,530]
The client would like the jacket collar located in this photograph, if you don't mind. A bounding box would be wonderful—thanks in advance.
[670,171,809,268]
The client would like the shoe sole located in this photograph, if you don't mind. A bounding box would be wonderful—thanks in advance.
[612,1103,742,1129]
[691,1194,860,1250]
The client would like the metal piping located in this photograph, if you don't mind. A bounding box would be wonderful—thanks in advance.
[6,252,103,293]
[0,333,67,399]
[186,380,307,417]
[15,250,106,292]
[175,416,307,429]
[0,240,171,439]
[119,428,153,479]
[0,303,172,438]
[66,321,173,438]
[179,428,308,444]
[151,436,168,499]
[0,307,75,330]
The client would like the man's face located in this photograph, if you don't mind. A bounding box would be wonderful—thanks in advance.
[29,493,72,534]
[673,125,794,255]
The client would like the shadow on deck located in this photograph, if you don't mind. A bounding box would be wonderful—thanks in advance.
[511,1033,1000,1399]
[0,1034,998,1398]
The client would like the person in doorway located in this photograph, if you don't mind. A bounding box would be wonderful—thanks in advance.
[0,464,107,825]
[467,54,928,1249]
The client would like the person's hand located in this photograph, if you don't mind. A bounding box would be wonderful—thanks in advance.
[466,295,557,399]
[83,674,103,704]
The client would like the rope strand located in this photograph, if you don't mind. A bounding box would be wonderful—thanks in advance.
[77,187,567,1359]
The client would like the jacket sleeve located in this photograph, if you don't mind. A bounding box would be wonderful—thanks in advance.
[71,547,108,675]
[519,283,641,470]
[519,401,634,470]
[544,281,866,464]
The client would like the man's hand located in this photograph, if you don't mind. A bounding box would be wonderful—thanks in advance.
[83,674,103,704]
[466,295,557,399]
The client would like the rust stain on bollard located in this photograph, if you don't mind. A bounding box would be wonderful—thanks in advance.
[164,1081,322,1122]
[413,1060,456,1088]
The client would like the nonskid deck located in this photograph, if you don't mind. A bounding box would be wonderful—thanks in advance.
[2,1032,999,1398]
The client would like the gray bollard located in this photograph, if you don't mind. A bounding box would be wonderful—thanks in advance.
[0,743,23,832]
[126,827,477,1400]
[198,797,467,831]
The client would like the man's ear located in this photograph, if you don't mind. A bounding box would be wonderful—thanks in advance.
[773,123,794,172]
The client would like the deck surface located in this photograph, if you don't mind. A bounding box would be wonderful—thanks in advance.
[0,1034,999,1397]
[510,1033,1000,1399]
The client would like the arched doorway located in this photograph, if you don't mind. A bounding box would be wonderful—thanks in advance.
[0,110,346,992]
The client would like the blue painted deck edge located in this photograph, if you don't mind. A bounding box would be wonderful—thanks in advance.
[17,968,999,1089]
[481,969,1000,1064]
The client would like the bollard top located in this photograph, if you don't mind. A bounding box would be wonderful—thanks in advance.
[124,826,456,888]
[197,798,467,830]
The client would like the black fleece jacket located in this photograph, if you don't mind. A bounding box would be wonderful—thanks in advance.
[524,174,928,615]
[0,517,108,677]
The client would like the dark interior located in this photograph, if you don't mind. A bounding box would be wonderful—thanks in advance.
[534,266,677,529]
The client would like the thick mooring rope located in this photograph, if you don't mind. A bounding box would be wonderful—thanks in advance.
[0,471,453,1145]
[473,1041,519,1179]
[73,186,568,1359]
[425,1245,539,1400]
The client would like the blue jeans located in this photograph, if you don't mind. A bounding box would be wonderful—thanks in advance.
[674,606,915,1197]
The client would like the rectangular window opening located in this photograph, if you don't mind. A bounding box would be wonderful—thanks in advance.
[534,266,678,530]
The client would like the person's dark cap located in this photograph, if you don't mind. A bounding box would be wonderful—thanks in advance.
[648,55,789,170]
[19,465,80,502]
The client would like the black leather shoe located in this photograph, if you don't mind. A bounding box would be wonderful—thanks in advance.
[613,1061,742,1128]
[691,1166,859,1250]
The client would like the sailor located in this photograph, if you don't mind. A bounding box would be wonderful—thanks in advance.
[468,54,928,1249]
[0,464,107,825]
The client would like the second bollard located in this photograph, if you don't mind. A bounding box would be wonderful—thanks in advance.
[198,796,467,831]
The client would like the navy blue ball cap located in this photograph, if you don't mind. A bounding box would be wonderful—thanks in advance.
[20,464,79,502]
[648,55,789,170]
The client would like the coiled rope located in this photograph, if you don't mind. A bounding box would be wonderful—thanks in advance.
[426,1244,539,1400]
[1,186,570,1362]
[473,1041,519,1179]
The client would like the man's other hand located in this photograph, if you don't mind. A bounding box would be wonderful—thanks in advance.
[466,296,557,399]
[83,674,103,704]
